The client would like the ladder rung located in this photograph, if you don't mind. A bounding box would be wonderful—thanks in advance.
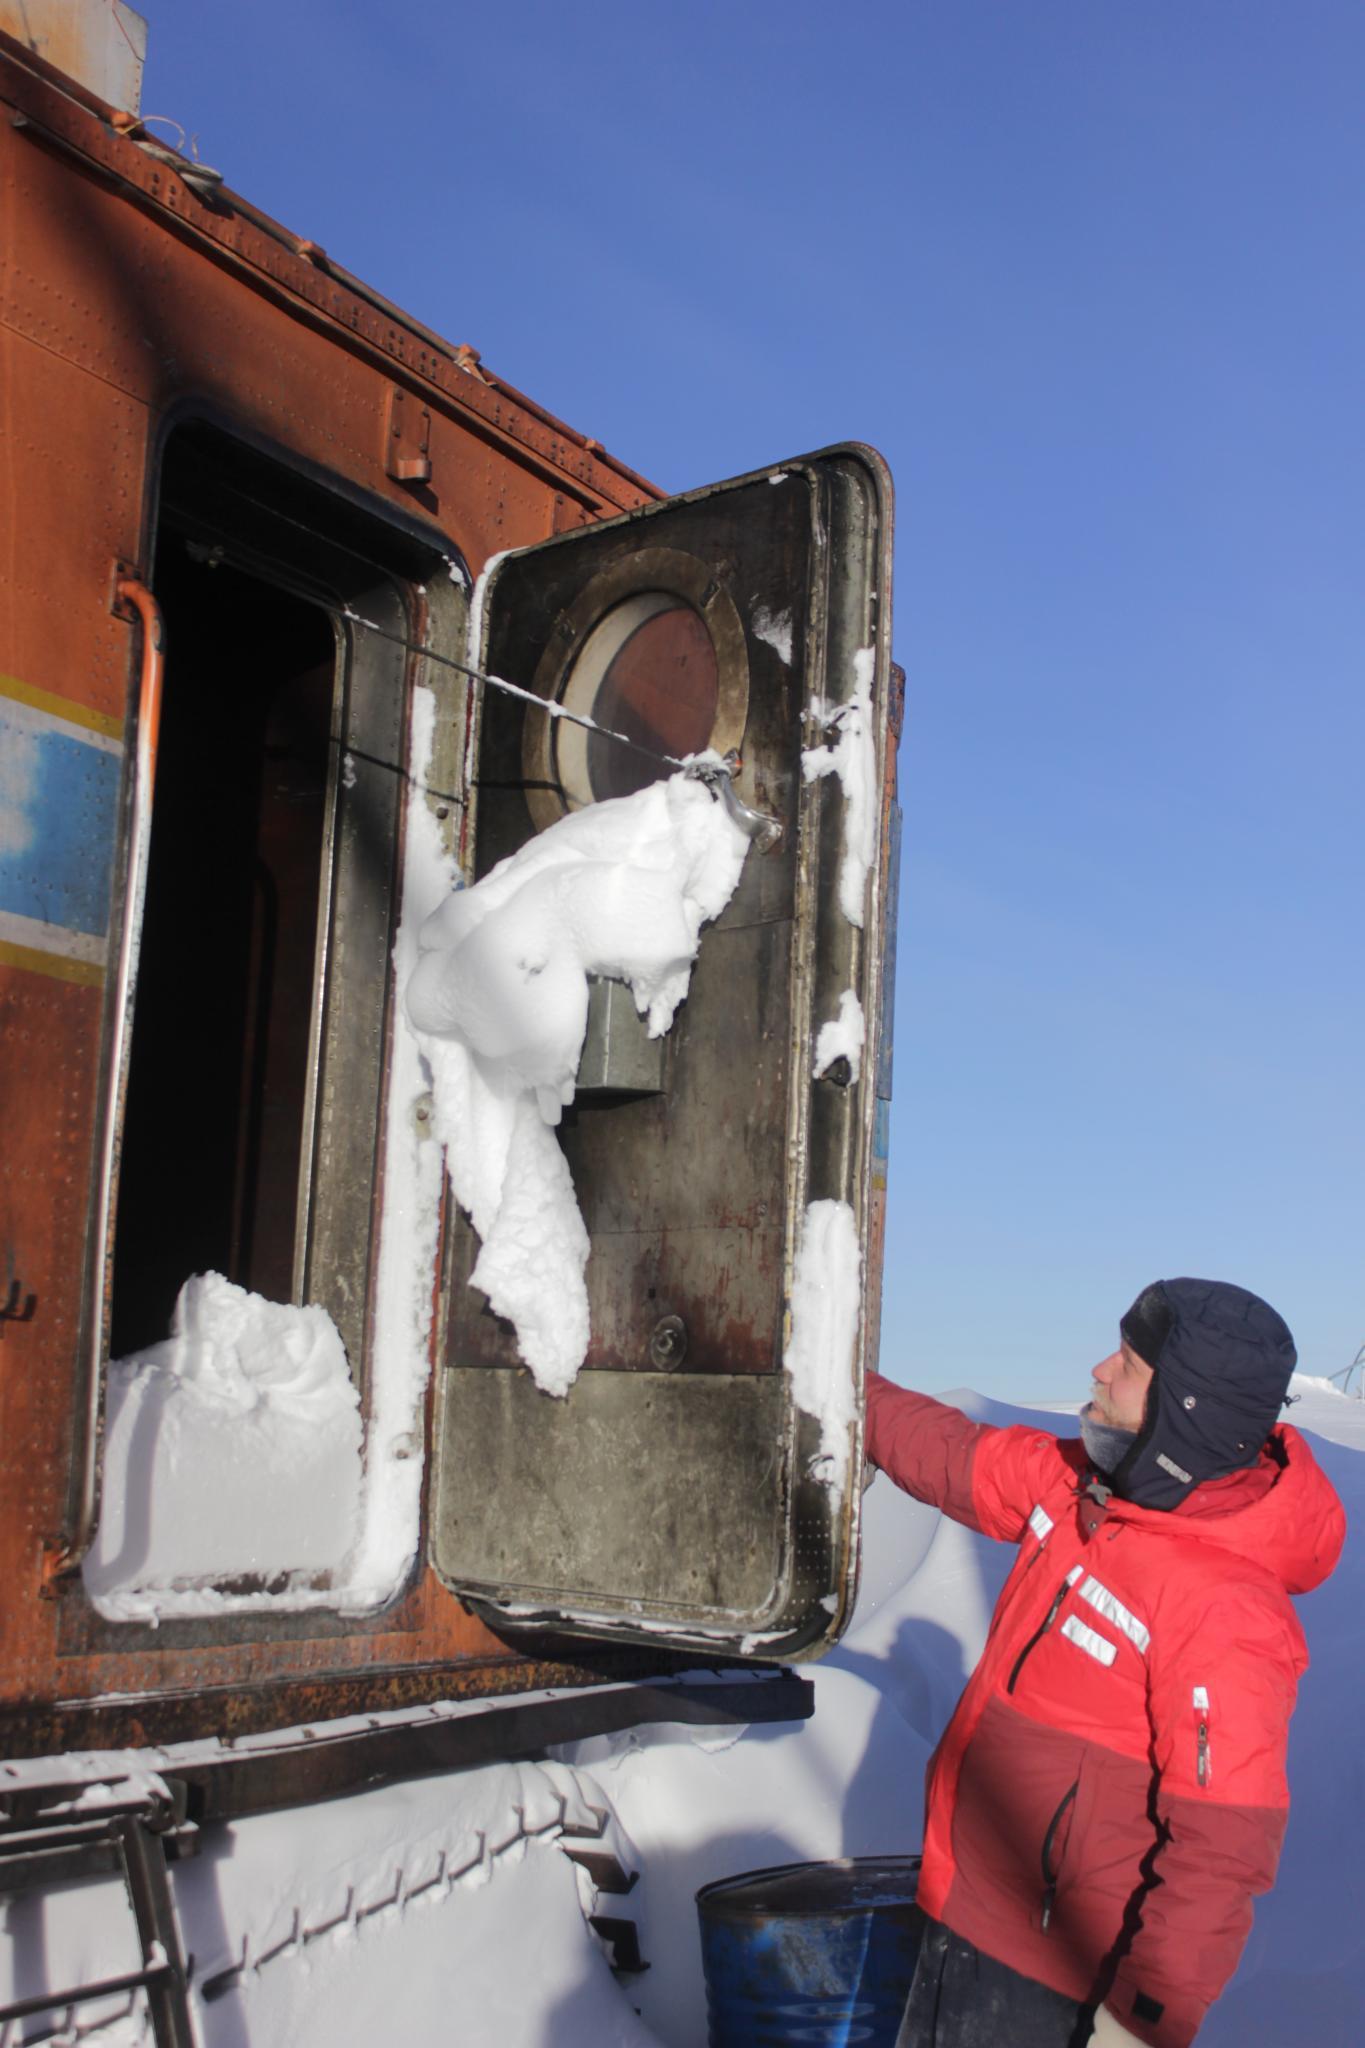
[0,1957,173,2026]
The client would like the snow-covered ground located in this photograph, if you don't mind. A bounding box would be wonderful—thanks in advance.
[6,1374,1361,2046]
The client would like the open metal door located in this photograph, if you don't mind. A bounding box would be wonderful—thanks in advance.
[429,445,897,1659]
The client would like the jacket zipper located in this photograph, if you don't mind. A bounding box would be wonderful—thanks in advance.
[1040,1782,1077,1931]
[1006,1567,1079,1694]
[1194,1686,1211,1788]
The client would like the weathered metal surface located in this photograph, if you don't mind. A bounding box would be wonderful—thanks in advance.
[0,40,656,518]
[0,1,146,115]
[170,1672,813,1824]
[559,1847,637,1894]
[0,1644,712,1760]
[697,1856,923,2048]
[0,33,697,1748]
[118,1815,196,2048]
[575,975,666,1095]
[0,29,899,1748]
[434,1369,787,1616]
[0,1767,195,2047]
[589,1915,649,1975]
[384,382,434,485]
[435,451,895,1656]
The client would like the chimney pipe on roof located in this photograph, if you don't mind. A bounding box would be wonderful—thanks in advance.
[0,0,147,114]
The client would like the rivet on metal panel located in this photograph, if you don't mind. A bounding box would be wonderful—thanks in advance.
[648,1316,688,1370]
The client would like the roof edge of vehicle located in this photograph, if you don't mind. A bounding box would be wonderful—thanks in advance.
[0,24,662,517]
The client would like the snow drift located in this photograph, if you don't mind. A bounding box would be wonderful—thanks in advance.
[23,1377,1365,2045]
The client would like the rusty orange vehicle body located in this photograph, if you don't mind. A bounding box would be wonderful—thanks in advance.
[0,14,898,1783]
[0,25,688,1755]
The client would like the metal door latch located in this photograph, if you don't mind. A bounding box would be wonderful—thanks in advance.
[687,751,782,852]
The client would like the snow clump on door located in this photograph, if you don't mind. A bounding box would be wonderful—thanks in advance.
[801,645,877,927]
[407,771,751,1397]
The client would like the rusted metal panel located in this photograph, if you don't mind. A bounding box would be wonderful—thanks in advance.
[0,967,104,1669]
[0,333,145,732]
[0,1646,739,1761]
[435,1370,787,1616]
[165,1673,815,1824]
[0,44,656,521]
[0,31,683,1747]
[0,321,144,1674]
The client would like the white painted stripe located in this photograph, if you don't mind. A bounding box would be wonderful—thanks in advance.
[1028,1505,1053,1543]
[1078,1575,1151,1654]
[1193,1685,1210,1711]
[0,907,107,966]
[1061,1614,1117,1667]
[0,694,123,757]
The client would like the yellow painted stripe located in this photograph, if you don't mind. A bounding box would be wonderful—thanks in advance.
[0,671,124,743]
[0,939,105,987]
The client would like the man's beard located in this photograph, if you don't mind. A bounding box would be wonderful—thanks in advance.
[1080,1404,1139,1474]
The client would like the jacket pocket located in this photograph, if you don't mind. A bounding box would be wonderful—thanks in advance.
[1039,1780,1078,1932]
[944,1695,1087,1933]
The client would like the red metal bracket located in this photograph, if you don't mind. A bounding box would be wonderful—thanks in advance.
[384,384,433,485]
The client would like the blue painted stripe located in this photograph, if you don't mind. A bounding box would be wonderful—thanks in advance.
[0,709,120,939]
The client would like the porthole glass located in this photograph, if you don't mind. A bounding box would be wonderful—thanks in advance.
[556,593,720,808]
[520,549,750,833]
[585,600,718,800]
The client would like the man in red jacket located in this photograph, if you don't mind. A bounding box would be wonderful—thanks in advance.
[867,1278,1345,2048]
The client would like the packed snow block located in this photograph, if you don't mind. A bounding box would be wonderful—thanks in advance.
[84,1273,361,1619]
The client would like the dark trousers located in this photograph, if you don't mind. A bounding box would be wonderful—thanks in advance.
[896,1914,1096,2048]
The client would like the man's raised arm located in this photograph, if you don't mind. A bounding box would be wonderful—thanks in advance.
[865,1368,1067,1545]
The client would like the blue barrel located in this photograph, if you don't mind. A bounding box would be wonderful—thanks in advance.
[696,1855,922,2047]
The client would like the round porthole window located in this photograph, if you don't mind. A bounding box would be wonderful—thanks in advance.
[521,547,749,832]
[559,594,718,805]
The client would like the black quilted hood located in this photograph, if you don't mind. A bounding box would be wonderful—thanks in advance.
[1110,1278,1298,1511]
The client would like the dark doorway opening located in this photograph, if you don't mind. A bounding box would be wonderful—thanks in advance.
[110,537,338,1356]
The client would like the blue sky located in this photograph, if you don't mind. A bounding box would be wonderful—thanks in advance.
[145,1,1364,1400]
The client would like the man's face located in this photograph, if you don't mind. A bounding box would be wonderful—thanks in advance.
[1086,1339,1155,1433]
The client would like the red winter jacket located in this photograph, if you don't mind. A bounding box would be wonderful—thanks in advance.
[866,1371,1345,2048]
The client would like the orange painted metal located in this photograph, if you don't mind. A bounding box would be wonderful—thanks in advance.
[0,31,665,1755]
[63,574,163,1573]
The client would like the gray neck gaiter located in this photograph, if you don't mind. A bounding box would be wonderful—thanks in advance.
[1080,1410,1139,1475]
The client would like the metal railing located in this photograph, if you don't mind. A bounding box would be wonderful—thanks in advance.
[1328,1343,1365,1399]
